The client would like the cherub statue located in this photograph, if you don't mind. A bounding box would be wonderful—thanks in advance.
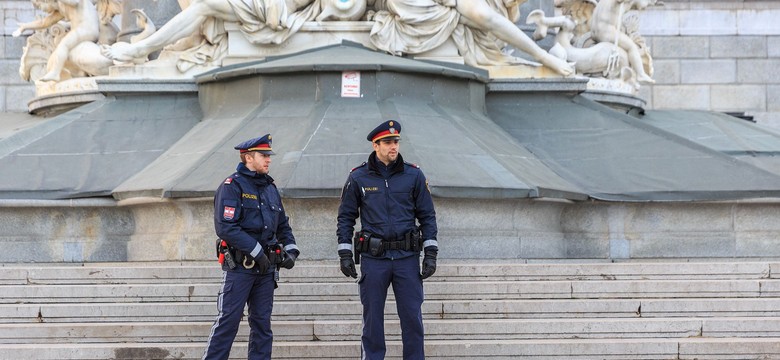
[13,0,120,82]
[552,0,658,83]
[589,0,657,83]
[526,9,637,88]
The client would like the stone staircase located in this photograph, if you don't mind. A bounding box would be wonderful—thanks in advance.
[2,260,780,359]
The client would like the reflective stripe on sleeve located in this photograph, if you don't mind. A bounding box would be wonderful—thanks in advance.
[338,243,353,252]
[249,242,263,258]
[284,244,299,252]
[423,239,438,249]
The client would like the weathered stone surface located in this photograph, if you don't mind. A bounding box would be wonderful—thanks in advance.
[711,36,766,58]
[652,85,710,110]
[738,59,780,84]
[650,36,710,59]
[680,59,736,84]
[711,84,766,111]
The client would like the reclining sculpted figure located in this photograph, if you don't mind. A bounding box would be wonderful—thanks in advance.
[369,0,575,76]
[101,0,319,63]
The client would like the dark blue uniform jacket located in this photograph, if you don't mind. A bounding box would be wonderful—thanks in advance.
[337,152,437,260]
[215,163,296,272]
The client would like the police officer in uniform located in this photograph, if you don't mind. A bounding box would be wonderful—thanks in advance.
[337,120,439,360]
[204,134,300,360]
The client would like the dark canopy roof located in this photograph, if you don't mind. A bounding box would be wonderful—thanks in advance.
[640,109,780,176]
[115,43,584,200]
[0,95,201,199]
[487,93,780,201]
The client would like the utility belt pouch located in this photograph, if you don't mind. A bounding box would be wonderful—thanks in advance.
[354,231,371,253]
[267,244,284,264]
[405,230,423,252]
[368,236,384,257]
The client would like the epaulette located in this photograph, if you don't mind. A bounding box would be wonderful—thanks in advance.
[223,177,233,185]
[350,162,367,172]
[405,161,420,169]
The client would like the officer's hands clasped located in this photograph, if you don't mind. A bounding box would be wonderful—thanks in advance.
[339,250,358,278]
[420,249,437,279]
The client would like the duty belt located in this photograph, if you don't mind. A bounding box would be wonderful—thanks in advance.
[232,244,285,270]
[383,236,421,252]
[354,231,422,254]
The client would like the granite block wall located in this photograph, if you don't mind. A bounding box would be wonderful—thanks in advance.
[640,0,780,129]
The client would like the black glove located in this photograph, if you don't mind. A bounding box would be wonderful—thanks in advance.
[253,253,271,274]
[339,250,357,278]
[420,249,437,280]
[280,250,297,269]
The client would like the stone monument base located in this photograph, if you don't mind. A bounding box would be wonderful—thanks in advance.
[2,197,778,262]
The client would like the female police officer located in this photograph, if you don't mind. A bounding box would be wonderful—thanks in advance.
[337,120,439,360]
[204,134,300,360]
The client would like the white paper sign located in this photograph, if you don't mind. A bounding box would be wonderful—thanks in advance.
[341,71,361,98]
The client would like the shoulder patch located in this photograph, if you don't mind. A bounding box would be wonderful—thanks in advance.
[224,177,233,184]
[405,162,420,169]
[350,162,367,173]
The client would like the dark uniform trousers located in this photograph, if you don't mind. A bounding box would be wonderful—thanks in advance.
[203,270,275,359]
[360,255,425,360]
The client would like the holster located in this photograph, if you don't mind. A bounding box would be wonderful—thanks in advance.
[266,243,283,284]
[266,243,284,265]
[216,239,237,270]
[353,231,370,264]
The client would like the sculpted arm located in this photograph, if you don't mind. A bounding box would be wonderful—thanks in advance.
[13,12,64,36]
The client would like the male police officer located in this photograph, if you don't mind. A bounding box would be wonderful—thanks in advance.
[204,134,300,360]
[337,120,438,360]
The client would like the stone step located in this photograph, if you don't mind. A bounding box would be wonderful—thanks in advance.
[3,298,780,323]
[2,338,780,359]
[0,260,774,285]
[4,278,779,303]
[3,317,780,344]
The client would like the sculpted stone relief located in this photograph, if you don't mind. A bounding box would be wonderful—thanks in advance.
[14,0,120,82]
[14,0,657,88]
[536,0,657,87]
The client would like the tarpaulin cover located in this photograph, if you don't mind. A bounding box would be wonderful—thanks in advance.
[487,93,780,201]
[640,109,780,176]
[0,95,201,199]
[114,43,584,200]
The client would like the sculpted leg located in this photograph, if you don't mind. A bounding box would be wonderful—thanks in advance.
[455,1,574,76]
[101,0,238,61]
[40,31,81,81]
[617,33,653,83]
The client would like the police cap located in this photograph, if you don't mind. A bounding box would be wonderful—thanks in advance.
[234,134,275,155]
[367,120,401,142]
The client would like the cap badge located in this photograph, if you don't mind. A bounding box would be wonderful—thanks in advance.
[389,121,394,126]
[389,128,397,134]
